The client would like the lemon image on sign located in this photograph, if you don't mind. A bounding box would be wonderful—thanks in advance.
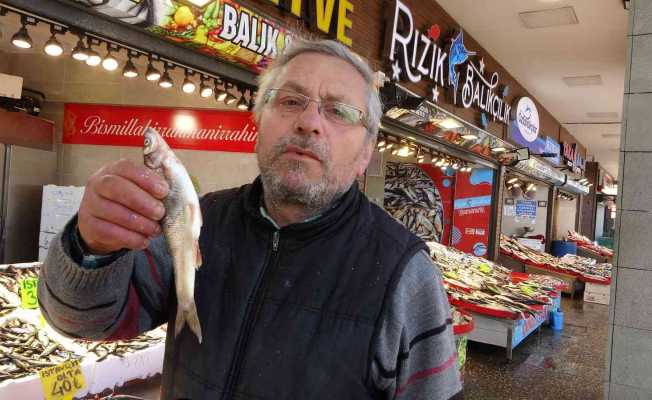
[174,6,195,27]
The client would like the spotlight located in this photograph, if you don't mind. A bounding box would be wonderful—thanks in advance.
[225,91,237,105]
[378,146,387,153]
[11,18,33,49]
[507,177,518,184]
[237,90,249,110]
[43,27,64,57]
[377,140,386,148]
[102,46,119,71]
[199,76,213,98]
[461,134,478,140]
[182,70,196,94]
[159,68,173,88]
[146,59,161,81]
[452,162,460,170]
[71,37,88,61]
[491,147,507,153]
[215,81,228,102]
[385,143,394,150]
[85,47,101,66]
[122,57,138,78]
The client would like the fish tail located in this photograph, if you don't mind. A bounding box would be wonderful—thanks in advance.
[175,302,203,344]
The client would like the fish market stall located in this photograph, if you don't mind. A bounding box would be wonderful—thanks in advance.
[499,235,614,297]
[428,242,562,360]
[567,230,614,262]
[0,263,166,400]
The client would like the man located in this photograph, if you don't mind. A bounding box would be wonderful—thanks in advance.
[39,39,461,399]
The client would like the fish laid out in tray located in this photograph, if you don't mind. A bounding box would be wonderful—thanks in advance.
[427,242,555,319]
[0,318,78,382]
[501,235,612,281]
[75,330,165,362]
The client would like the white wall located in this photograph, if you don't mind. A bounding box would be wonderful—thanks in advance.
[554,196,578,240]
[501,183,550,238]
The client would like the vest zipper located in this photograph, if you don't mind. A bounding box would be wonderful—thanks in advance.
[222,230,280,400]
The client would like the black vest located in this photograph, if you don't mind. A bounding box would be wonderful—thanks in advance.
[161,178,426,400]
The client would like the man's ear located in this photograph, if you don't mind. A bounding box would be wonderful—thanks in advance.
[355,138,375,177]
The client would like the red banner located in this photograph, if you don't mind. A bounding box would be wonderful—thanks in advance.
[63,103,257,153]
[451,169,494,257]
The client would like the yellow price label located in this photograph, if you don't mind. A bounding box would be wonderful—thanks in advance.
[39,359,85,400]
[19,277,39,309]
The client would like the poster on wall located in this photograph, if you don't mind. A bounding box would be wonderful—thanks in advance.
[451,168,494,257]
[63,103,257,153]
[72,0,292,73]
[515,199,537,222]
[383,162,447,243]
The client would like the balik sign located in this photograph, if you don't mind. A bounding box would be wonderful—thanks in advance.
[387,0,511,125]
[562,142,586,173]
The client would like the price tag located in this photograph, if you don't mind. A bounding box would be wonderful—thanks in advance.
[39,359,86,400]
[19,277,39,309]
[478,263,492,274]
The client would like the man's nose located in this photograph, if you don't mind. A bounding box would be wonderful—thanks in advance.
[293,101,323,135]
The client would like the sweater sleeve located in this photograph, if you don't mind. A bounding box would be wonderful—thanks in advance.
[37,216,174,341]
[371,249,462,399]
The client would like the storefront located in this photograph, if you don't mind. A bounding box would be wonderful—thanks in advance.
[0,0,611,397]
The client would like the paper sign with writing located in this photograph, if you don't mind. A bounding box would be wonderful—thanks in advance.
[20,277,38,309]
[39,359,85,400]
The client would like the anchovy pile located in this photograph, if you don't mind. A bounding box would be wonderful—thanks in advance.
[0,266,38,317]
[0,319,78,382]
[75,332,165,362]
[384,162,444,242]
[428,242,555,319]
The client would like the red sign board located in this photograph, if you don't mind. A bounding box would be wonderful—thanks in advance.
[451,169,495,257]
[63,103,257,153]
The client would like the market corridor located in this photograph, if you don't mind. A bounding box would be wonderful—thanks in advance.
[463,297,608,400]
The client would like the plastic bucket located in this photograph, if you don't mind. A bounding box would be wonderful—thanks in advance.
[551,240,577,257]
[551,310,564,331]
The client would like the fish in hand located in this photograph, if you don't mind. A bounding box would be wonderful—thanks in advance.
[143,128,203,343]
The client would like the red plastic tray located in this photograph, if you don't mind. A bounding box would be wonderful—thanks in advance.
[449,297,521,320]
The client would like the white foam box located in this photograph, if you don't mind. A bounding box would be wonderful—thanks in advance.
[583,281,611,305]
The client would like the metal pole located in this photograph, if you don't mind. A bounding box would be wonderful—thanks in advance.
[0,145,12,263]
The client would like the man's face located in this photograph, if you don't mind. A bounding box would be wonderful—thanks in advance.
[256,52,374,209]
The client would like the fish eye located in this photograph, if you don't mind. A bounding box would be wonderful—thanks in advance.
[144,138,151,146]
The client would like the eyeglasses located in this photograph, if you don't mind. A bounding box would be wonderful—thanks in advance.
[264,88,368,128]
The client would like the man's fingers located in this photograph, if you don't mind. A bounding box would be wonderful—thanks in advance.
[104,159,169,199]
[81,215,150,253]
[95,174,165,221]
[85,191,161,238]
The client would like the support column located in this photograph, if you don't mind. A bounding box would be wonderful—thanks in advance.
[606,1,652,398]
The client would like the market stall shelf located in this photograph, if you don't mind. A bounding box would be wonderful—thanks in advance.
[0,262,167,400]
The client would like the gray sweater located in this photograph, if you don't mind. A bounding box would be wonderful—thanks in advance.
[39,218,461,399]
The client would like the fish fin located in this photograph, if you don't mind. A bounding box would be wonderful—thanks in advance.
[175,302,203,344]
[194,240,202,269]
[186,203,203,240]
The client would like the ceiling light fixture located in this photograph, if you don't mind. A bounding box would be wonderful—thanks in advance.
[122,52,139,78]
[71,36,88,61]
[237,89,249,110]
[491,147,507,153]
[101,44,119,71]
[159,65,174,88]
[224,88,238,105]
[43,26,65,57]
[461,133,478,140]
[507,177,519,184]
[199,76,213,98]
[182,70,196,94]
[215,81,228,102]
[146,58,161,81]
[11,17,36,49]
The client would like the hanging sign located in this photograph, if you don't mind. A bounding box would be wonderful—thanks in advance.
[63,103,257,153]
[72,0,292,73]
[510,97,544,152]
[544,136,561,166]
[515,200,537,221]
[386,0,511,125]
[561,142,586,173]
[265,0,354,46]
[451,168,494,258]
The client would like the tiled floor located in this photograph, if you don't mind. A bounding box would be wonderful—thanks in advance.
[462,297,609,400]
[115,297,609,400]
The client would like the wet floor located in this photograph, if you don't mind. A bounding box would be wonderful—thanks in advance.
[462,296,609,400]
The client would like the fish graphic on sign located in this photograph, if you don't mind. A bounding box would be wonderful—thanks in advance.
[448,30,476,104]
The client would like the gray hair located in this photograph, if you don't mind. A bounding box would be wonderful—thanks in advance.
[253,39,382,139]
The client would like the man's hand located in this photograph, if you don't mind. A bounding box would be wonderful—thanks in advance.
[78,159,169,254]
